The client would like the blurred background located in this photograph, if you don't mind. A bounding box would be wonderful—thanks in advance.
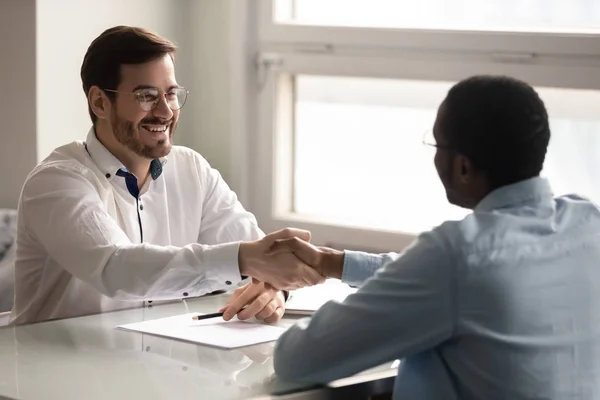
[2,0,600,252]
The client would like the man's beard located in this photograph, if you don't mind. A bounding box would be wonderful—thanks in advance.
[110,112,175,159]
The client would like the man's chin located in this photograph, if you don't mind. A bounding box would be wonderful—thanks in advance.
[447,196,473,210]
[446,192,465,209]
[137,141,172,159]
[151,142,172,158]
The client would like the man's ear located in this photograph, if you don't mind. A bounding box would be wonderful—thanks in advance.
[455,154,475,184]
[88,86,110,121]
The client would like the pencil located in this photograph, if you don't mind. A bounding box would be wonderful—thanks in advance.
[191,306,247,321]
[191,312,225,321]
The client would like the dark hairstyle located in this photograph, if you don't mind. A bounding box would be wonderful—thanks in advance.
[440,75,550,189]
[80,26,178,124]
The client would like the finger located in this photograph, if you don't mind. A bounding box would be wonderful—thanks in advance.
[219,284,250,312]
[266,238,297,255]
[263,253,326,290]
[267,238,321,267]
[267,228,311,244]
[264,306,284,324]
[222,285,261,320]
[254,299,279,320]
[300,265,327,287]
[237,292,273,320]
[255,291,284,320]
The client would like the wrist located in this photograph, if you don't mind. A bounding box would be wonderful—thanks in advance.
[320,248,345,279]
[238,242,254,277]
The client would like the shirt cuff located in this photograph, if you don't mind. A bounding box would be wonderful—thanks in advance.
[341,250,386,287]
[187,241,243,297]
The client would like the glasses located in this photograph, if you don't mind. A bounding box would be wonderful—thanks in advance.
[103,87,189,112]
[422,129,453,150]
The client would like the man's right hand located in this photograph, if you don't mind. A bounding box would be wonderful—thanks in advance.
[238,228,326,290]
[267,236,345,280]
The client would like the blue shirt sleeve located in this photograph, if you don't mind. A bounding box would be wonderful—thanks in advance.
[274,230,456,383]
[341,250,401,286]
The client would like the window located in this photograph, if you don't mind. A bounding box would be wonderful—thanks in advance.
[251,0,600,251]
[293,76,460,234]
[276,0,600,32]
[293,76,600,234]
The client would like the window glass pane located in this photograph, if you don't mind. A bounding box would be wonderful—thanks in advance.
[292,75,600,234]
[277,0,600,33]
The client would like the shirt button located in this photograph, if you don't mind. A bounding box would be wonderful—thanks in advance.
[140,204,144,211]
[105,173,111,178]
[147,300,152,304]
[225,281,232,285]
[183,292,188,297]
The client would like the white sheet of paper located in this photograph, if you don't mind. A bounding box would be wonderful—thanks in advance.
[285,279,358,315]
[117,313,287,349]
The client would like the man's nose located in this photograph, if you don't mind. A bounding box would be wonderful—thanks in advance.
[152,95,174,120]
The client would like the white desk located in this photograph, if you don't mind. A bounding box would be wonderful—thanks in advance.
[0,294,396,400]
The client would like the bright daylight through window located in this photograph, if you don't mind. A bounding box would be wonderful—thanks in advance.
[254,0,600,248]
[293,76,600,233]
[277,0,600,32]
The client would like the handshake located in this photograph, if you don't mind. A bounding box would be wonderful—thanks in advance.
[238,228,345,290]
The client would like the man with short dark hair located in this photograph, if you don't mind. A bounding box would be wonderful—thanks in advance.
[11,26,323,325]
[266,76,600,399]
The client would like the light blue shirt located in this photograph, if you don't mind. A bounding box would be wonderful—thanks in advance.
[274,177,600,399]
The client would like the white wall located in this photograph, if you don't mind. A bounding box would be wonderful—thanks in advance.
[186,0,255,204]
[187,0,231,178]
[0,0,38,208]
[36,0,195,161]
[187,1,233,193]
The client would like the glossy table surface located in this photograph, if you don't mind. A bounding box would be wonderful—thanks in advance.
[0,293,397,400]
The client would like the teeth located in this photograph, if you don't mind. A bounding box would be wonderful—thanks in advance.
[143,125,167,132]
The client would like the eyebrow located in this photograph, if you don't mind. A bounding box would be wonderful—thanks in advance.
[132,85,182,92]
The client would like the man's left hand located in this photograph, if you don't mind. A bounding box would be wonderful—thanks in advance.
[220,280,285,323]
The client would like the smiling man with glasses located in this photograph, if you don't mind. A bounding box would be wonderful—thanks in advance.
[10,26,324,325]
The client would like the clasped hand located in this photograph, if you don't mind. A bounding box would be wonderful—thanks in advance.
[222,228,327,323]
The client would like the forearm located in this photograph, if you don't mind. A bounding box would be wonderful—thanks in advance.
[274,275,438,383]
[70,242,243,301]
[22,166,248,301]
[341,250,400,287]
[274,234,453,383]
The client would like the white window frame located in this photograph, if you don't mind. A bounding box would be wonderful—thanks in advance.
[247,0,600,251]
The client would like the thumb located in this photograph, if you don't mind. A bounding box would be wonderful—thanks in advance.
[267,237,321,268]
[267,238,299,256]
[267,228,311,243]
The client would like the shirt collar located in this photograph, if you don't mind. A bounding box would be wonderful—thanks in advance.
[474,177,554,212]
[85,127,167,181]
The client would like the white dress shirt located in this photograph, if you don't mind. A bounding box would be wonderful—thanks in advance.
[10,128,263,324]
